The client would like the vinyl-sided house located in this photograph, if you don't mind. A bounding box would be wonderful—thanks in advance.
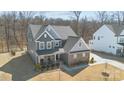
[27,24,90,67]
[89,24,124,56]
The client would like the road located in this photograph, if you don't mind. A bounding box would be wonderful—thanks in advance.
[91,52,124,70]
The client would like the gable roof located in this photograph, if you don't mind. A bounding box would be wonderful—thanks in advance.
[63,36,89,53]
[46,26,61,39]
[29,24,77,40]
[52,26,77,40]
[29,24,42,38]
[105,24,124,35]
[34,25,48,39]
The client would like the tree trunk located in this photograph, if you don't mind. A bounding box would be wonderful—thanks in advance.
[4,25,9,52]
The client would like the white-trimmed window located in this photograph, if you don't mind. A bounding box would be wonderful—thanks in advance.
[55,41,59,47]
[94,36,95,40]
[39,42,45,50]
[109,45,111,48]
[98,36,100,40]
[47,41,52,49]
[82,53,86,57]
[44,33,47,38]
[73,54,77,59]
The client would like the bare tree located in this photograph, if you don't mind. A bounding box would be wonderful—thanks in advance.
[38,12,46,24]
[1,12,11,52]
[72,11,82,35]
[10,11,23,50]
[96,11,108,25]
[115,11,121,25]
[108,12,116,24]
[80,16,88,38]
[19,11,36,48]
[120,12,124,25]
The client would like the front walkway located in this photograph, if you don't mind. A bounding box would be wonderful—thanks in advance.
[91,52,124,70]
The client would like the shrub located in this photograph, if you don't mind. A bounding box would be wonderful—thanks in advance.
[11,50,16,56]
[34,64,41,71]
[90,57,95,63]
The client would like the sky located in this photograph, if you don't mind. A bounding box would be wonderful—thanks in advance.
[42,11,97,20]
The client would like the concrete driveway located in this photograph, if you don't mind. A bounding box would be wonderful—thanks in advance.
[91,52,124,70]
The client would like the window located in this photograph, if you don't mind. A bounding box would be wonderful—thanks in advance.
[55,41,59,47]
[44,34,47,38]
[82,53,86,57]
[73,54,77,59]
[109,45,111,48]
[113,46,115,48]
[94,36,95,40]
[39,42,45,50]
[47,41,52,49]
[98,36,100,40]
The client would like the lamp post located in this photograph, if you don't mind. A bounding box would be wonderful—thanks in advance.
[59,67,61,81]
[58,61,61,81]
[102,62,109,81]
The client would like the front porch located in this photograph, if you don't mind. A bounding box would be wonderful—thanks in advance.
[37,53,63,71]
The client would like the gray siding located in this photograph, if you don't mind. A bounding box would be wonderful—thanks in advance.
[36,32,54,50]
[27,29,36,51]
[28,50,38,64]
[36,32,62,50]
[27,28,38,64]
[37,32,53,42]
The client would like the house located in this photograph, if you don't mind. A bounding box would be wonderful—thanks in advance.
[27,24,90,67]
[89,24,124,56]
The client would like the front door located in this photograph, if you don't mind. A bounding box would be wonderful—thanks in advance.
[56,54,59,60]
[40,59,44,65]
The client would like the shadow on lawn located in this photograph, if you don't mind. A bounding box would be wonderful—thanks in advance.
[60,64,89,76]
[0,53,40,81]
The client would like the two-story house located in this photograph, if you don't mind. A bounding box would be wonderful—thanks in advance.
[27,24,90,67]
[89,24,124,56]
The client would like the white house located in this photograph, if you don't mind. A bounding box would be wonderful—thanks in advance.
[89,24,124,56]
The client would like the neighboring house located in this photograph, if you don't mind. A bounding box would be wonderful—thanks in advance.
[27,24,90,67]
[89,24,124,56]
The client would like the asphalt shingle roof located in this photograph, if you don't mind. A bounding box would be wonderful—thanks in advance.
[64,36,80,52]
[63,36,90,53]
[29,24,42,38]
[51,25,77,40]
[106,24,124,35]
[29,24,77,40]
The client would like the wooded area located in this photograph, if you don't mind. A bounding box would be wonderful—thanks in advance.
[0,11,124,53]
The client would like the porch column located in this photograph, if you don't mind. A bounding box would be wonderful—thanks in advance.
[54,54,56,62]
[37,56,40,64]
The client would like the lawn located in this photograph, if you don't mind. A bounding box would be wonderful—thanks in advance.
[30,63,124,81]
[0,51,124,81]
